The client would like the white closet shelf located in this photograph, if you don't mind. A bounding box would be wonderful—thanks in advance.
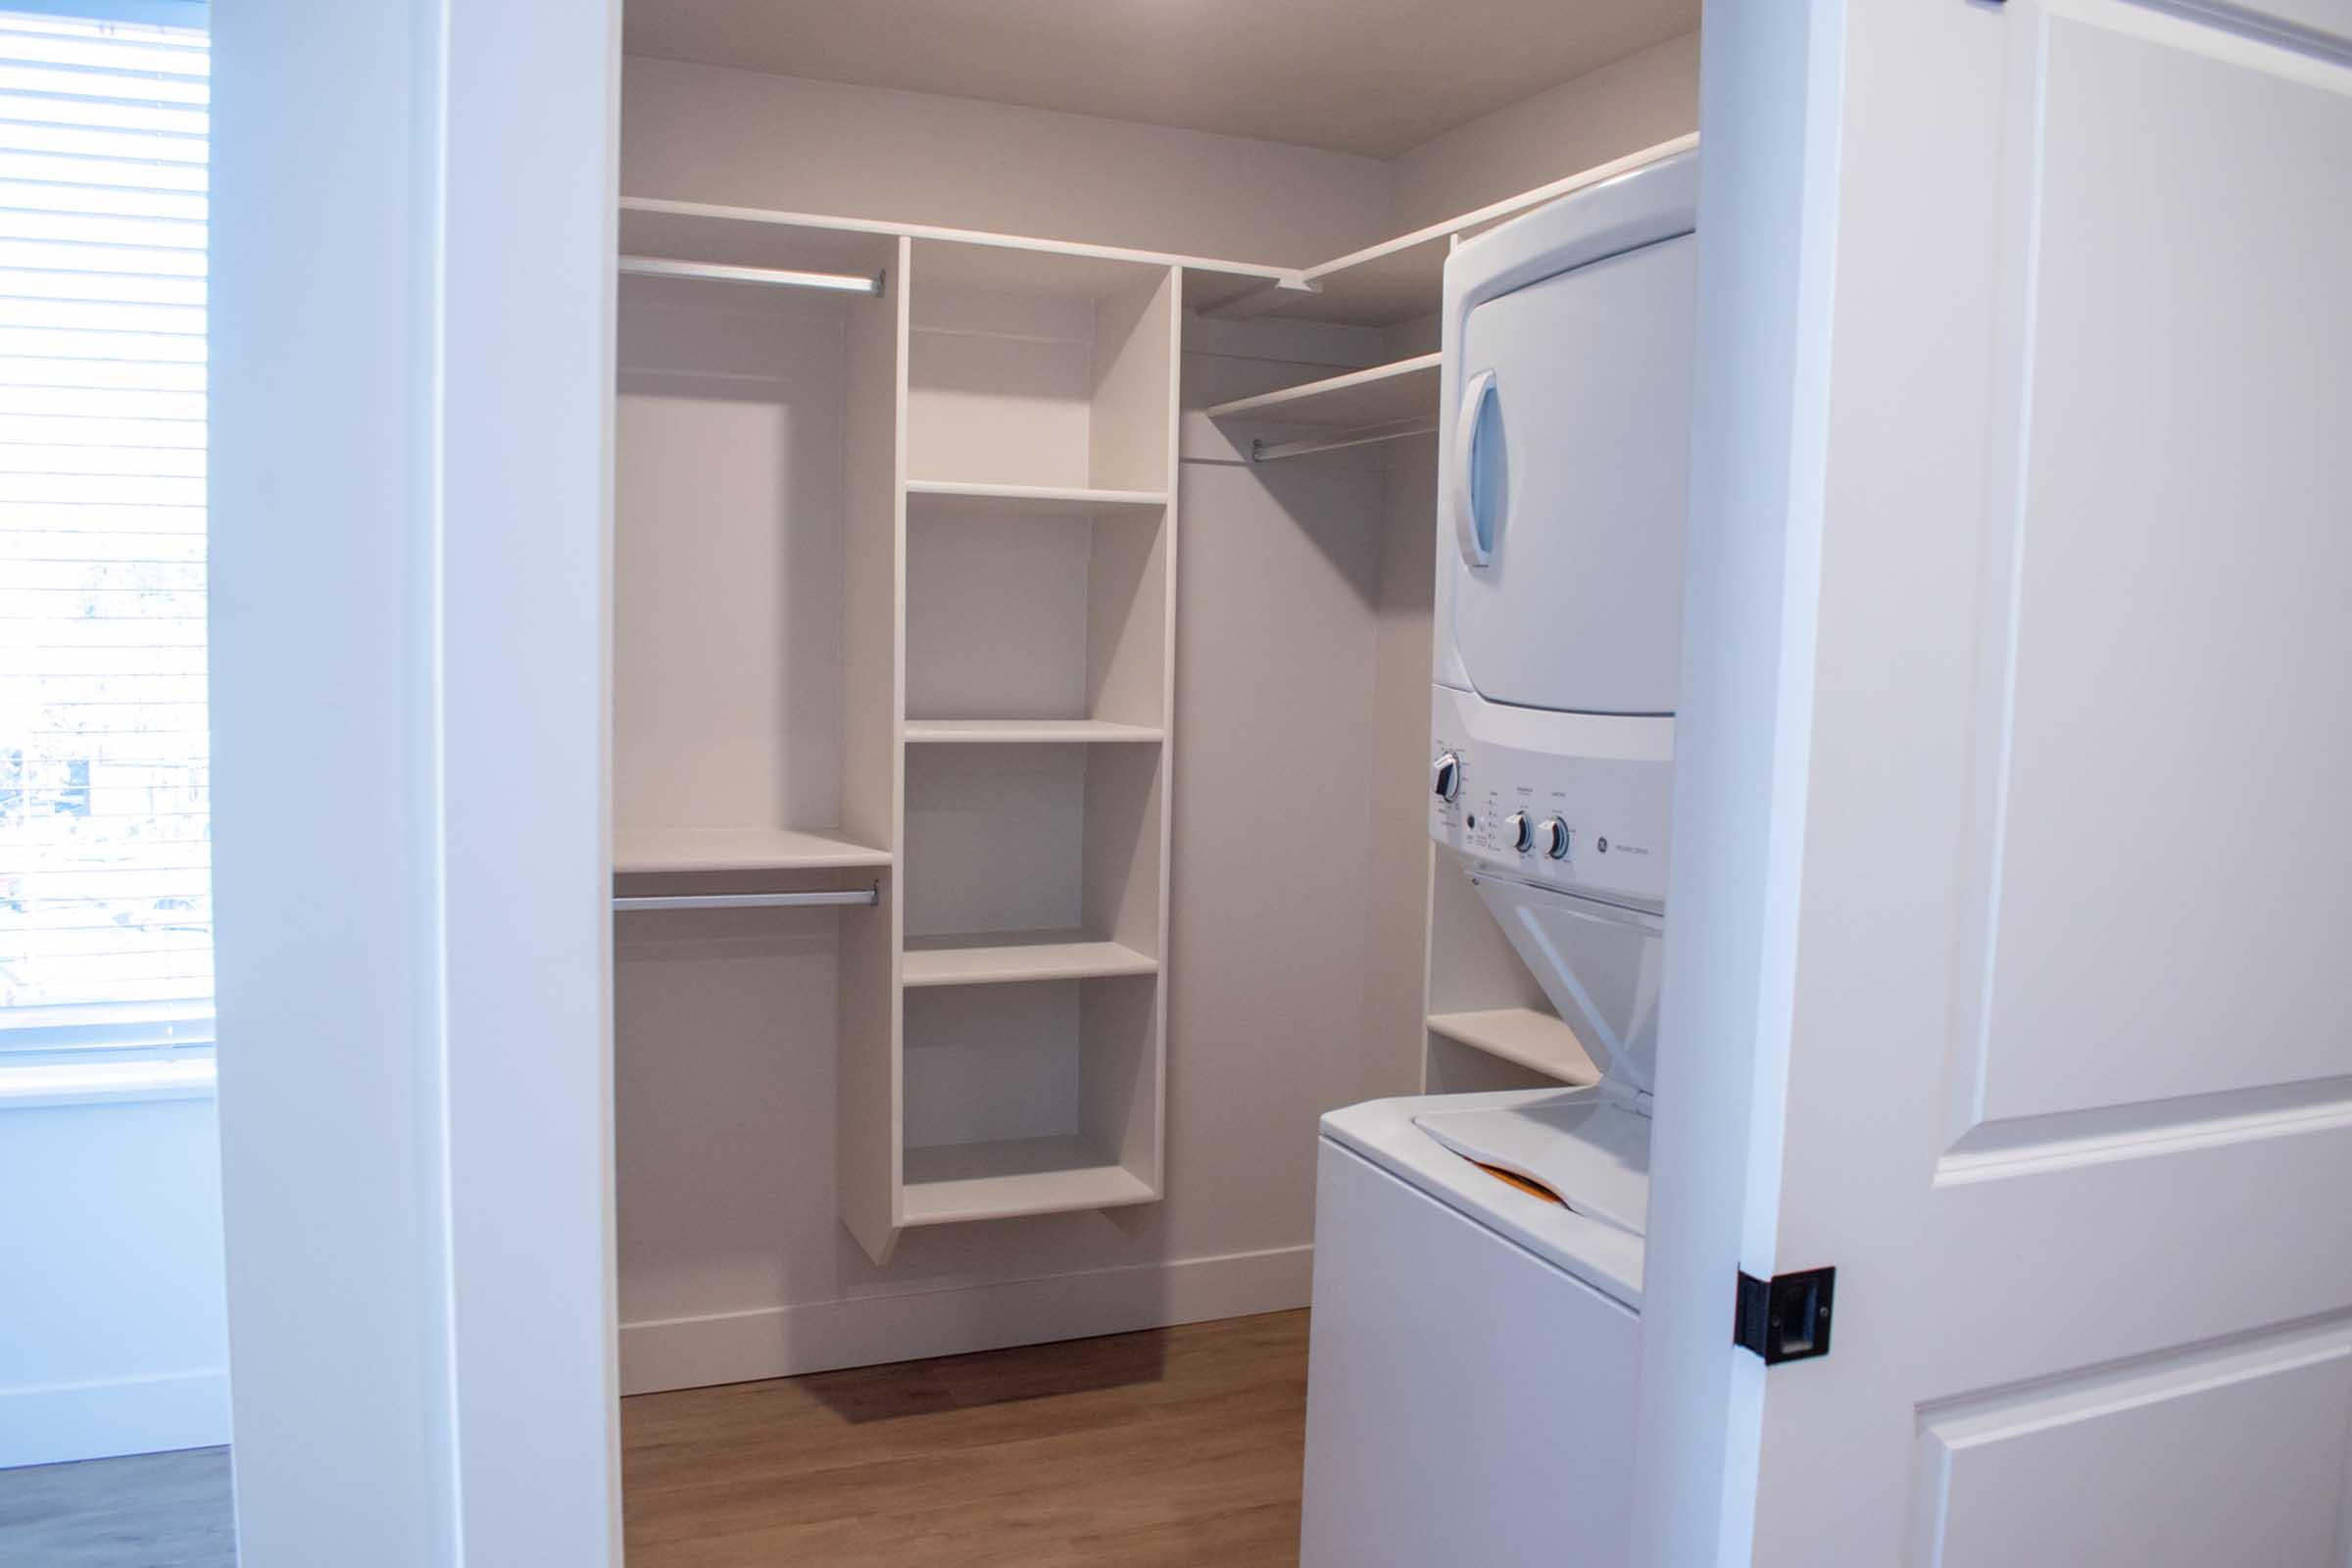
[613,826,892,874]
[1426,1006,1598,1083]
[905,480,1168,520]
[618,196,1293,315]
[1207,132,1697,328]
[904,718,1163,745]
[902,1137,1157,1225]
[903,931,1157,988]
[1204,353,1441,429]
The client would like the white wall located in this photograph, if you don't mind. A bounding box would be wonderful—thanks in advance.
[1389,31,1700,232]
[0,1097,229,1468]
[622,58,1396,267]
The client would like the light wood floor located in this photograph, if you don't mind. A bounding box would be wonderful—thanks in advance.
[0,1446,235,1568]
[623,1309,1312,1567]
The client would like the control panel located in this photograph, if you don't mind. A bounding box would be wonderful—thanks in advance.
[1428,683,1673,910]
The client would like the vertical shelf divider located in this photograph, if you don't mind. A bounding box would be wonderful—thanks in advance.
[838,235,911,1265]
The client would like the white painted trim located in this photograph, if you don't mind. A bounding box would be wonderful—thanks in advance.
[618,1245,1313,1396]
[0,1369,228,1470]
[0,1056,217,1110]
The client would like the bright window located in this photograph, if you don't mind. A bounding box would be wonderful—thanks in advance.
[0,5,210,1062]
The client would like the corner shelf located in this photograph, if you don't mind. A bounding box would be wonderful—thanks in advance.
[1207,133,1697,329]
[903,930,1157,988]
[1204,353,1441,429]
[905,719,1162,745]
[1427,1006,1597,1084]
[901,1137,1157,1226]
[613,826,892,874]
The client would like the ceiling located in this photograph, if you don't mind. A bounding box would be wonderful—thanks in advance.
[621,0,1700,160]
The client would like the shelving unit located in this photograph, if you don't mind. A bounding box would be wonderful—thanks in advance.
[888,235,1178,1259]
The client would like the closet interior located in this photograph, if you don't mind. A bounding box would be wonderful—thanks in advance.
[610,21,1696,1391]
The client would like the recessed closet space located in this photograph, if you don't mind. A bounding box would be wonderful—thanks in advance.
[607,10,1701,1417]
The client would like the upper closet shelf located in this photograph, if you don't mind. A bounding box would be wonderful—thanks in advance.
[1205,133,1697,328]
[613,826,892,874]
[618,197,1294,312]
[905,480,1167,521]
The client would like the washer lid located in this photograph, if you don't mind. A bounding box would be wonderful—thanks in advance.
[1414,1094,1651,1240]
[1471,872,1664,1100]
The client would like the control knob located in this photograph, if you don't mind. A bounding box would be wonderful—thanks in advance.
[1432,751,1462,803]
[1539,816,1571,860]
[1503,811,1533,854]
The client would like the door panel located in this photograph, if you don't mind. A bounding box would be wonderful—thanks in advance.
[1917,1319,2352,1568]
[1964,0,2352,1129]
[1449,234,1694,716]
[1725,0,2352,1561]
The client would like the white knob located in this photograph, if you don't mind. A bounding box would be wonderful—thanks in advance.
[1432,752,1463,803]
[1540,817,1571,859]
[1504,811,1533,853]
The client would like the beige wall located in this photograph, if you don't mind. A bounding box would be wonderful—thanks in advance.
[1389,30,1699,233]
[622,57,1396,267]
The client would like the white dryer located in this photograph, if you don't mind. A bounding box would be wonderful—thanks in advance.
[1300,149,1697,1568]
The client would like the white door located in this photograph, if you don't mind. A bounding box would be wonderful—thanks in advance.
[1641,0,2352,1562]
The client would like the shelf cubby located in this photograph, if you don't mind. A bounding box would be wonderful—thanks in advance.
[902,742,1162,957]
[906,485,1169,730]
[905,239,1176,495]
[900,972,1161,1225]
[1422,852,1598,1092]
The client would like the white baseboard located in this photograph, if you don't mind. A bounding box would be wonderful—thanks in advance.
[619,1244,1313,1396]
[0,1369,230,1469]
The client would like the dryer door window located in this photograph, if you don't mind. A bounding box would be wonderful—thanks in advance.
[1448,231,1695,716]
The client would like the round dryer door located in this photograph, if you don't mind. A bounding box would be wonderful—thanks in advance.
[1447,230,1696,716]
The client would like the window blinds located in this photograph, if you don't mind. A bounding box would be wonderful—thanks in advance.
[0,8,210,1054]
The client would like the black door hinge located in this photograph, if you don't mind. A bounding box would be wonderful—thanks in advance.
[1735,1266,1836,1364]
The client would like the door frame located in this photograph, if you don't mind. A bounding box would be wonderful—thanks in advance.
[211,2,622,1562]
[1629,1,1843,1561]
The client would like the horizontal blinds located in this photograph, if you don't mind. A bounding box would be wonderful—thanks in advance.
[0,8,210,1049]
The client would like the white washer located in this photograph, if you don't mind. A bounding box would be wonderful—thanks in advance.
[1300,149,1697,1568]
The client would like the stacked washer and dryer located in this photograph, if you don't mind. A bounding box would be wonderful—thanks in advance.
[1298,151,1698,1568]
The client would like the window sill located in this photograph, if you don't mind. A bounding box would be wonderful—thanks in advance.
[0,1055,218,1110]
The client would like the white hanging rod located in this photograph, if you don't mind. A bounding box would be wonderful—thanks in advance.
[1250,416,1439,464]
[612,886,879,912]
[618,255,885,297]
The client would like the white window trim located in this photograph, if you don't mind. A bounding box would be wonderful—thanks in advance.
[0,1049,216,1108]
[0,1004,218,1106]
